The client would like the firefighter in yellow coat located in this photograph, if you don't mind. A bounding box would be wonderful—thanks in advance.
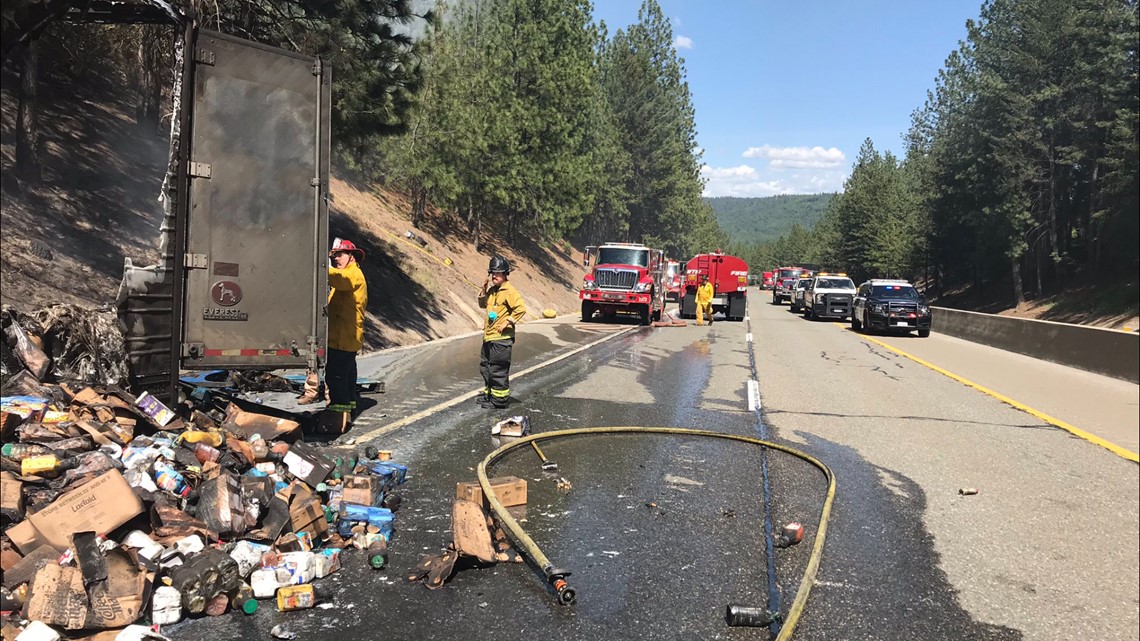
[477,255,527,408]
[696,274,715,326]
[325,239,368,424]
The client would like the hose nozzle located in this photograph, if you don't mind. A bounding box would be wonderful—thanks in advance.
[545,567,576,606]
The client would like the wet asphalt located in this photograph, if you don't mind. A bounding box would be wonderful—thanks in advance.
[167,302,1139,641]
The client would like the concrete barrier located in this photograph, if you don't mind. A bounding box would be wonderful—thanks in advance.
[931,306,1139,384]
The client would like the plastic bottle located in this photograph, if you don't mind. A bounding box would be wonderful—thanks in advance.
[276,584,316,611]
[193,442,221,464]
[230,583,257,614]
[154,461,191,498]
[20,454,77,477]
[248,434,269,462]
[179,430,224,447]
[1,442,52,461]
[367,538,388,570]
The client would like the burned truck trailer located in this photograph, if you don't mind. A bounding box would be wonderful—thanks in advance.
[117,20,332,403]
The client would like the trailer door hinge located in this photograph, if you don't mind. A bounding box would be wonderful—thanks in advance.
[189,162,212,178]
[184,254,208,269]
[311,60,322,76]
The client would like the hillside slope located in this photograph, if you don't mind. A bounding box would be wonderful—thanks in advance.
[326,179,585,350]
[705,194,833,244]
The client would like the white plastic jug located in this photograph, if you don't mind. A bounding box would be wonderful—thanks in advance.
[278,551,316,584]
[229,540,270,578]
[15,621,61,641]
[250,567,282,598]
[151,585,183,625]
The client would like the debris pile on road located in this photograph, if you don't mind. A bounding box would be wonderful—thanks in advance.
[1,313,409,639]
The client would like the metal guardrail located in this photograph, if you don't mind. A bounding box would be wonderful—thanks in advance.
[931,306,1139,384]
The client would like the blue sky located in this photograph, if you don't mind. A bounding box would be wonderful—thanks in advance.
[591,1,983,197]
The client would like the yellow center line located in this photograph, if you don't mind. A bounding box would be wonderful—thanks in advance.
[833,322,1139,463]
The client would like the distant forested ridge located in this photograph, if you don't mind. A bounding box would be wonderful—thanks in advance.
[704,194,835,245]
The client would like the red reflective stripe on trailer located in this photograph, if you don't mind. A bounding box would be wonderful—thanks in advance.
[202,348,295,357]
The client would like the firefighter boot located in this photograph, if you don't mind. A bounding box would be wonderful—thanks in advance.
[297,371,326,405]
[317,409,351,434]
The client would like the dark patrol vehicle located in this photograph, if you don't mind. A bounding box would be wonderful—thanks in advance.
[851,279,932,337]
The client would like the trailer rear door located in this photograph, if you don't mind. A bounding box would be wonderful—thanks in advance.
[181,31,330,370]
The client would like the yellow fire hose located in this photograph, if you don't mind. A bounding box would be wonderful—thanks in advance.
[478,426,836,639]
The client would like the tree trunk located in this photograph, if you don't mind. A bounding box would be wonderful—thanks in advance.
[1087,159,1100,273]
[15,40,42,183]
[1011,256,1024,306]
[1046,143,1059,281]
[134,30,163,131]
[1034,239,1043,297]
[411,185,426,229]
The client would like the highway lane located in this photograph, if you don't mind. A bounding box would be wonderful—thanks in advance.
[753,300,1139,640]
[169,301,1138,641]
[862,323,1139,456]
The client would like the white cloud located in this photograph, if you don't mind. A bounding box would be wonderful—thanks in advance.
[700,163,846,197]
[741,145,846,169]
[674,35,693,49]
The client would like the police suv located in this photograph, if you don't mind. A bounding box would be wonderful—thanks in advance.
[803,273,857,320]
[851,279,932,337]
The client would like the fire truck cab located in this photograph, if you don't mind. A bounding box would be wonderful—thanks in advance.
[664,260,683,302]
[579,243,667,325]
[679,251,750,322]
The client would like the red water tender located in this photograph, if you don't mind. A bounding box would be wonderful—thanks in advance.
[678,251,750,321]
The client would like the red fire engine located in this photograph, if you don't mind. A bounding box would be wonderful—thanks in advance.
[664,260,683,302]
[678,251,750,321]
[579,243,667,325]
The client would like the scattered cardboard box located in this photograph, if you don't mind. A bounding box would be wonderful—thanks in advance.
[282,441,334,488]
[456,476,527,509]
[7,469,144,554]
[26,564,89,629]
[222,402,300,441]
[341,475,384,508]
[3,544,60,589]
[197,472,246,537]
[451,499,496,563]
[1,472,25,522]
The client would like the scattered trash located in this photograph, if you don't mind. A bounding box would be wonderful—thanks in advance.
[722,508,736,518]
[490,415,530,437]
[959,487,979,496]
[0,362,410,639]
[774,522,804,548]
[404,230,430,249]
[270,624,298,640]
[556,477,573,492]
[725,604,781,627]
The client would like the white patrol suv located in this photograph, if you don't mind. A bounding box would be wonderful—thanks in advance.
[803,273,857,320]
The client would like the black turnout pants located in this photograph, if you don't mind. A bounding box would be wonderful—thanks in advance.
[480,338,513,407]
[326,347,358,412]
